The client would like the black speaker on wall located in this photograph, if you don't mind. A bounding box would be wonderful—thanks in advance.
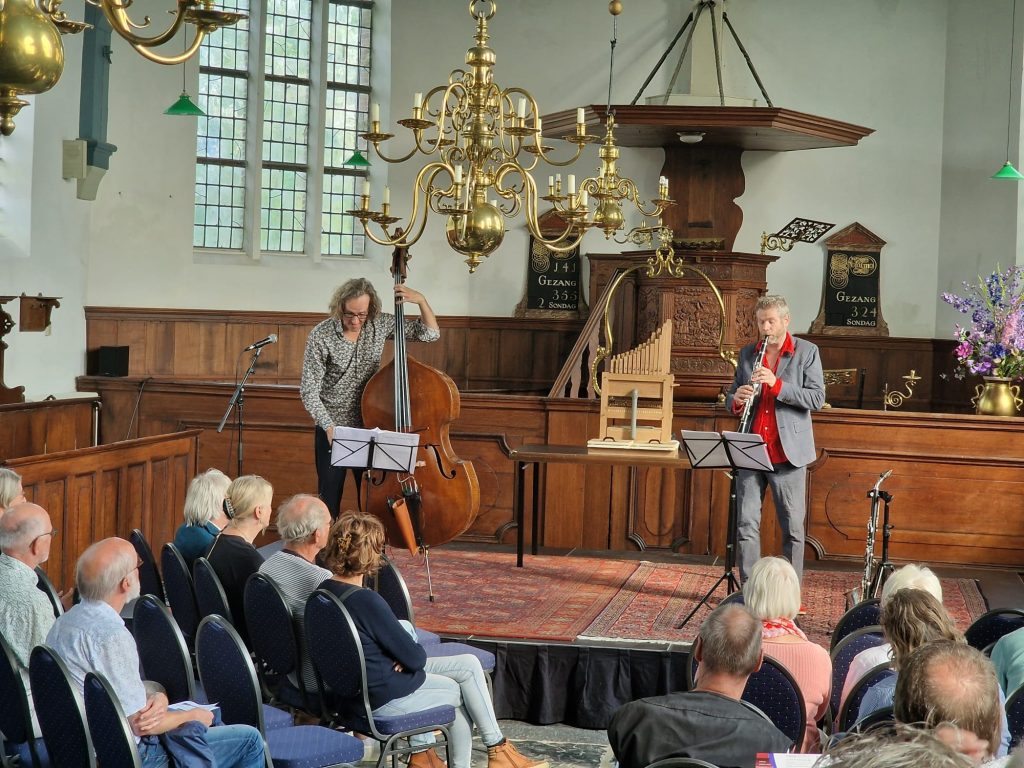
[96,346,129,377]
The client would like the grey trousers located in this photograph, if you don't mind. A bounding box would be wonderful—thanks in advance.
[736,462,807,582]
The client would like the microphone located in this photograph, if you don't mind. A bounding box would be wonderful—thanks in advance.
[244,334,278,351]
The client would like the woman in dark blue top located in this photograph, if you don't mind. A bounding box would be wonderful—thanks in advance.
[318,512,546,768]
[173,469,232,565]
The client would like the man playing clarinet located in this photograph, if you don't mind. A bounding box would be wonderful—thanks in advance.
[727,295,825,585]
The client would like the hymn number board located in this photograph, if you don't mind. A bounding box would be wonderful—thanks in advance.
[525,236,581,313]
[810,222,890,336]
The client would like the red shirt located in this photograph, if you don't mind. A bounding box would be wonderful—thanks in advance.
[738,333,795,465]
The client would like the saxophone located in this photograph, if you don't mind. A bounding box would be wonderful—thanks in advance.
[859,469,893,602]
[737,337,769,433]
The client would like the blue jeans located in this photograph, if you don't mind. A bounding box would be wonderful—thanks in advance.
[373,654,500,768]
[137,724,265,768]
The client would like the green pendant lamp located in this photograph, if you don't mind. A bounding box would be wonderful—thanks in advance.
[344,149,371,167]
[165,32,205,117]
[994,0,1023,179]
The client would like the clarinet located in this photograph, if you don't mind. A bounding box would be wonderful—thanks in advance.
[859,469,893,602]
[737,337,769,433]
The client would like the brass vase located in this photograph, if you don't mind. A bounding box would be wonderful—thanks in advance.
[972,376,1022,416]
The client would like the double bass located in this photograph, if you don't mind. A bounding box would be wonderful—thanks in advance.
[360,244,480,556]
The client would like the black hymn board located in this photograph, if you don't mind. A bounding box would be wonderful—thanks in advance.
[810,222,889,336]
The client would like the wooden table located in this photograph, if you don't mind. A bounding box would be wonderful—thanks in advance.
[508,444,691,566]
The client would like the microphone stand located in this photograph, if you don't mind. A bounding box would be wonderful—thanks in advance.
[218,346,263,477]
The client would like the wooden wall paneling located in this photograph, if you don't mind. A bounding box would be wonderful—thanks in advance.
[0,398,97,460]
[172,321,204,378]
[86,318,119,350]
[145,321,176,376]
[278,324,311,380]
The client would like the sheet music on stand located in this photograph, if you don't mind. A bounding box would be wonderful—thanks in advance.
[331,427,420,473]
[679,430,774,472]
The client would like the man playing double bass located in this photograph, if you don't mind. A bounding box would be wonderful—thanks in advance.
[300,277,439,518]
[726,295,824,586]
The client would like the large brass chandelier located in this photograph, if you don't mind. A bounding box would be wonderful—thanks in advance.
[349,0,674,273]
[0,0,245,136]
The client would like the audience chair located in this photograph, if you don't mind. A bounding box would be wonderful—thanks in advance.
[0,634,49,768]
[965,608,1024,652]
[244,572,324,716]
[129,528,166,604]
[852,705,894,732]
[305,589,455,768]
[835,662,893,733]
[830,599,881,651]
[828,625,885,720]
[132,594,199,704]
[193,556,234,625]
[1005,683,1024,749]
[645,759,720,768]
[28,645,95,768]
[82,672,141,768]
[719,591,745,607]
[740,655,807,752]
[195,615,364,768]
[34,567,63,619]
[161,542,201,647]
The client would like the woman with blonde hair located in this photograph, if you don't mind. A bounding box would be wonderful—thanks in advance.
[0,468,25,515]
[173,468,232,565]
[204,475,273,643]
[743,556,831,751]
[318,511,546,768]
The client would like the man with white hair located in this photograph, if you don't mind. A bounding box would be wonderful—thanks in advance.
[46,537,266,768]
[838,563,943,708]
[0,502,58,736]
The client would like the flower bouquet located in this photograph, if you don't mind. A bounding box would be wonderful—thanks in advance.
[942,264,1024,380]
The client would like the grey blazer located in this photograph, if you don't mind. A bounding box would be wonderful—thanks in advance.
[726,336,825,468]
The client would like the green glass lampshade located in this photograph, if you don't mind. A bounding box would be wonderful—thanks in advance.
[164,91,205,117]
[992,161,1024,180]
[344,150,371,167]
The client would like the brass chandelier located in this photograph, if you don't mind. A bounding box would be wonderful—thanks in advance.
[348,0,675,273]
[0,0,245,136]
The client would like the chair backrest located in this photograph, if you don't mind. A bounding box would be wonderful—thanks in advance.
[645,759,720,768]
[83,672,142,768]
[741,655,807,751]
[370,555,415,623]
[29,645,96,768]
[132,593,197,703]
[161,542,201,643]
[195,615,266,734]
[831,599,881,651]
[0,633,33,747]
[1005,683,1024,749]
[129,528,166,604]
[244,572,300,678]
[965,608,1024,651]
[304,588,374,732]
[193,556,234,624]
[853,704,895,732]
[836,662,893,732]
[35,566,64,618]
[829,625,885,718]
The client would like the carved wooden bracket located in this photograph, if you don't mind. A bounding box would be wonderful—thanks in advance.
[0,296,25,404]
[19,293,62,332]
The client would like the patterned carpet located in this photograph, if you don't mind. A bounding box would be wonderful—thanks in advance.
[391,550,988,648]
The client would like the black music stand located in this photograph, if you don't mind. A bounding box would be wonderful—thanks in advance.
[675,430,773,630]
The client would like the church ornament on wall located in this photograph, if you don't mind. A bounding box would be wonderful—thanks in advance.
[809,222,889,336]
[515,211,588,319]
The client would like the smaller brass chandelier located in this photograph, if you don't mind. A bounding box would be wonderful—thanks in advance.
[348,0,674,273]
[0,0,245,136]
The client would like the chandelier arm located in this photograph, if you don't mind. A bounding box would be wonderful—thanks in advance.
[531,141,586,168]
[520,176,585,254]
[369,141,421,165]
[100,0,192,48]
[130,28,207,64]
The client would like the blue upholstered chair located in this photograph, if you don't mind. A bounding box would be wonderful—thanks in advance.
[129,528,166,604]
[28,645,95,768]
[965,608,1024,652]
[193,556,234,625]
[133,594,200,704]
[0,634,50,768]
[1005,683,1024,749]
[304,588,455,768]
[82,672,142,768]
[852,705,894,732]
[828,625,885,719]
[830,599,881,651]
[34,567,63,619]
[644,759,720,768]
[196,615,363,767]
[740,656,807,752]
[161,542,201,647]
[836,662,893,732]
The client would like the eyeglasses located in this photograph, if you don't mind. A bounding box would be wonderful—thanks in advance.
[119,557,143,583]
[342,311,369,321]
[31,529,58,545]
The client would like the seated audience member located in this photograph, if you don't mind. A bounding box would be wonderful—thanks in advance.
[257,493,331,689]
[46,537,266,767]
[894,640,1010,762]
[608,603,792,768]
[204,475,272,643]
[991,624,1024,704]
[0,502,58,736]
[839,563,943,709]
[744,556,831,751]
[319,511,547,768]
[0,467,26,516]
[856,587,963,723]
[173,468,232,566]
[821,721,974,768]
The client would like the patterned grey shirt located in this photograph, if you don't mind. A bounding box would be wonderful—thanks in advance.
[299,313,440,431]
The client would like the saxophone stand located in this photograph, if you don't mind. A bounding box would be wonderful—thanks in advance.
[868,486,895,598]
[676,430,774,630]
